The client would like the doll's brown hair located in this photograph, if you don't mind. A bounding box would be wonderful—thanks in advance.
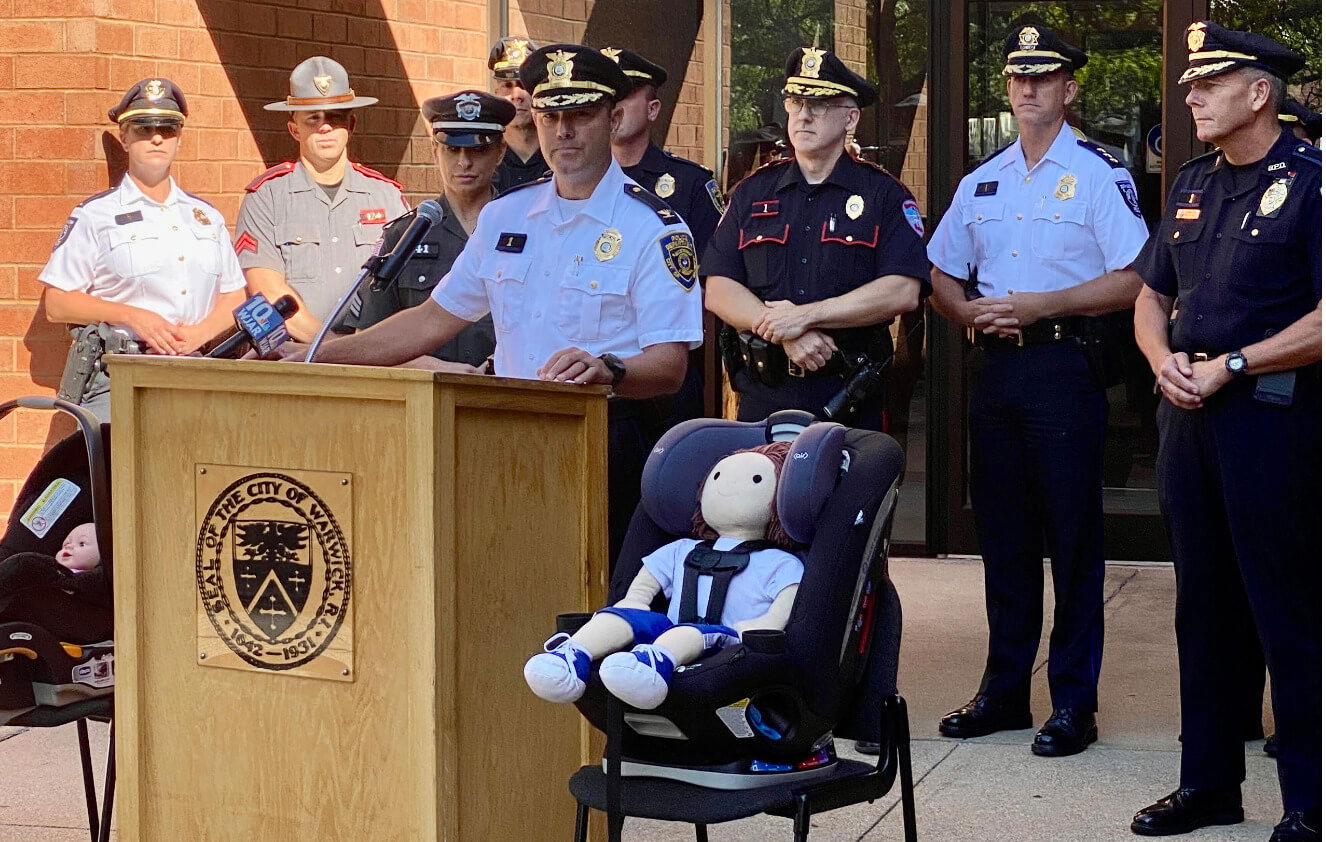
[691,441,794,547]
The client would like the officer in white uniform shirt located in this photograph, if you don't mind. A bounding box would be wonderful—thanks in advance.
[39,78,246,421]
[288,44,702,563]
[927,26,1148,758]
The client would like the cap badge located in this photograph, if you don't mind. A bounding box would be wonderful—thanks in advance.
[601,47,622,63]
[507,39,530,63]
[456,92,482,121]
[800,47,827,78]
[313,74,333,96]
[547,49,576,84]
[1055,173,1077,200]
[655,173,676,199]
[1259,179,1289,216]
[1018,27,1040,51]
[594,228,622,261]
[144,80,166,102]
[1186,22,1206,53]
[846,194,864,220]
[193,207,211,226]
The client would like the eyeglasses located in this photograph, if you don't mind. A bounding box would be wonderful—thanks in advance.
[124,123,181,138]
[783,97,855,118]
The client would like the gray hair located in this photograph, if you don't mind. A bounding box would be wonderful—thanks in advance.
[1241,67,1286,113]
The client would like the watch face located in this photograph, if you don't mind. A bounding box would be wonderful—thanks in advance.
[1227,353,1246,373]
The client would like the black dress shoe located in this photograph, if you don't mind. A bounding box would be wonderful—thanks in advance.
[1270,810,1322,841]
[1130,787,1243,836]
[1032,708,1097,757]
[1265,733,1280,757]
[938,694,1032,738]
[853,740,880,755]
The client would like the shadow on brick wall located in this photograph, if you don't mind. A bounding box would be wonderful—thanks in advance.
[198,1,417,178]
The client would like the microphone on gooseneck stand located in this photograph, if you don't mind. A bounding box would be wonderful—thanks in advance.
[204,294,299,358]
[303,200,445,363]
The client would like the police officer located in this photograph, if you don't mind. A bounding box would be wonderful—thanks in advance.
[1279,99,1321,144]
[234,56,409,341]
[489,36,548,193]
[604,45,724,425]
[39,79,247,421]
[345,91,515,372]
[701,46,928,430]
[285,45,702,564]
[927,26,1148,757]
[1131,23,1320,841]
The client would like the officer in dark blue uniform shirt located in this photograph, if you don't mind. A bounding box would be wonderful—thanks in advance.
[701,46,929,430]
[488,36,548,193]
[604,46,725,424]
[1279,99,1322,144]
[346,91,515,371]
[1131,22,1321,842]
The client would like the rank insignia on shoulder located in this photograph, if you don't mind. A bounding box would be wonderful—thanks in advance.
[1257,178,1291,217]
[193,207,211,226]
[496,232,527,253]
[359,208,387,225]
[659,231,697,291]
[234,231,258,254]
[114,211,143,225]
[901,199,924,237]
[594,228,623,261]
[706,179,724,213]
[976,181,999,196]
[1055,173,1077,200]
[1115,180,1143,218]
[655,172,676,198]
[53,217,78,252]
[846,194,864,220]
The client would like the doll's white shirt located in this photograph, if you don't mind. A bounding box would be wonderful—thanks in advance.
[642,536,803,628]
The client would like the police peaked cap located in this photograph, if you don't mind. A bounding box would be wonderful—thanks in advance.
[1179,22,1305,84]
[781,47,877,107]
[489,35,540,80]
[1002,25,1088,76]
[423,90,515,147]
[110,78,187,125]
[1279,99,1322,141]
[519,44,632,112]
[600,47,668,89]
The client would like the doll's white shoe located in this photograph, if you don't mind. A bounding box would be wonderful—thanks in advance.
[524,633,591,703]
[599,644,675,710]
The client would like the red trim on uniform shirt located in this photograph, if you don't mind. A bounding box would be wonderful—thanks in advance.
[359,208,388,224]
[820,222,879,247]
[350,162,404,191]
[738,224,789,249]
[245,161,295,193]
[234,231,258,255]
[750,199,780,218]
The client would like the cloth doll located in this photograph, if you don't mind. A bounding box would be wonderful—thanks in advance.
[56,523,100,573]
[525,441,803,710]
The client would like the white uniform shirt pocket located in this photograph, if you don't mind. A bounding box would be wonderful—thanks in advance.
[1030,200,1089,260]
[556,265,631,343]
[190,225,221,278]
[479,255,531,333]
[962,200,1005,262]
[106,227,164,279]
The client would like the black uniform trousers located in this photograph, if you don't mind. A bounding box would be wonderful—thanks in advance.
[607,397,669,569]
[969,341,1107,711]
[1157,375,1321,811]
[732,370,885,432]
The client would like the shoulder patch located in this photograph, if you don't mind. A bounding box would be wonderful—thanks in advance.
[1077,139,1123,168]
[706,178,724,213]
[658,230,698,290]
[246,161,296,193]
[1292,143,1321,167]
[351,162,404,191]
[52,216,78,252]
[625,184,682,225]
[75,188,116,209]
[495,173,553,200]
[901,199,925,237]
[1115,180,1143,218]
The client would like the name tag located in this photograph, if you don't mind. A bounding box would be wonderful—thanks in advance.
[1175,208,1201,220]
[359,208,387,224]
[975,181,998,196]
[413,241,439,258]
[114,211,143,225]
[496,232,526,253]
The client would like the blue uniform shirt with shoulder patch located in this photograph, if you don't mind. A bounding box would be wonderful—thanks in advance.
[659,230,698,290]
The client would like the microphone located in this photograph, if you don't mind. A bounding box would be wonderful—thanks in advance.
[205,294,298,358]
[370,199,444,292]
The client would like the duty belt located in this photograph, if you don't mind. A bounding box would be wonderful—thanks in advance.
[977,316,1095,350]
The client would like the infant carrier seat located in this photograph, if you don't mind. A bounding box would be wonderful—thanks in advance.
[0,397,115,842]
[557,410,916,841]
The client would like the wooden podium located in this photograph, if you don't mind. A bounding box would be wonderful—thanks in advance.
[107,356,609,840]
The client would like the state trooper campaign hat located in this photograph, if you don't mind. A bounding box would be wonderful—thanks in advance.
[1279,98,1322,141]
[264,56,379,112]
[519,44,632,112]
[423,91,515,147]
[781,46,878,107]
[1002,25,1088,76]
[488,35,539,81]
[1178,21,1305,85]
[109,78,187,126]
[599,47,668,89]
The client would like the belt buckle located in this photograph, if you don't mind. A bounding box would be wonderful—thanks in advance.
[787,360,805,378]
[1192,352,1209,362]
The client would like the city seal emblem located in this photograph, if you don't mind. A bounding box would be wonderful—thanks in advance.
[196,470,352,678]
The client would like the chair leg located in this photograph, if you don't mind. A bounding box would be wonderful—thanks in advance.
[574,802,589,842]
[605,698,624,842]
[75,719,100,842]
[694,824,709,842]
[792,792,811,842]
[894,696,918,842]
[97,720,116,842]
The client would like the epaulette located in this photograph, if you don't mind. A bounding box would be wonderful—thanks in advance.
[624,184,683,225]
[494,173,553,200]
[246,161,296,193]
[660,147,715,176]
[726,156,792,194]
[181,190,219,211]
[75,188,116,208]
[1077,139,1123,169]
[846,153,912,191]
[977,142,1013,168]
[1177,149,1221,172]
[351,162,404,191]
[1292,143,1321,167]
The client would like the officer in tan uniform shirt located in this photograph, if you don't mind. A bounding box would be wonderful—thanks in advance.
[233,56,408,340]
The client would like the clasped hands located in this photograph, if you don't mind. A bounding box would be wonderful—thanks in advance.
[967,291,1047,341]
[1154,352,1231,409]
[751,300,836,372]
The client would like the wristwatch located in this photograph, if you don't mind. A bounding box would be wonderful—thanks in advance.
[1224,350,1248,377]
[599,353,627,388]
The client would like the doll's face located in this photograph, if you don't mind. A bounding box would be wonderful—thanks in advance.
[699,451,777,538]
[57,523,100,572]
